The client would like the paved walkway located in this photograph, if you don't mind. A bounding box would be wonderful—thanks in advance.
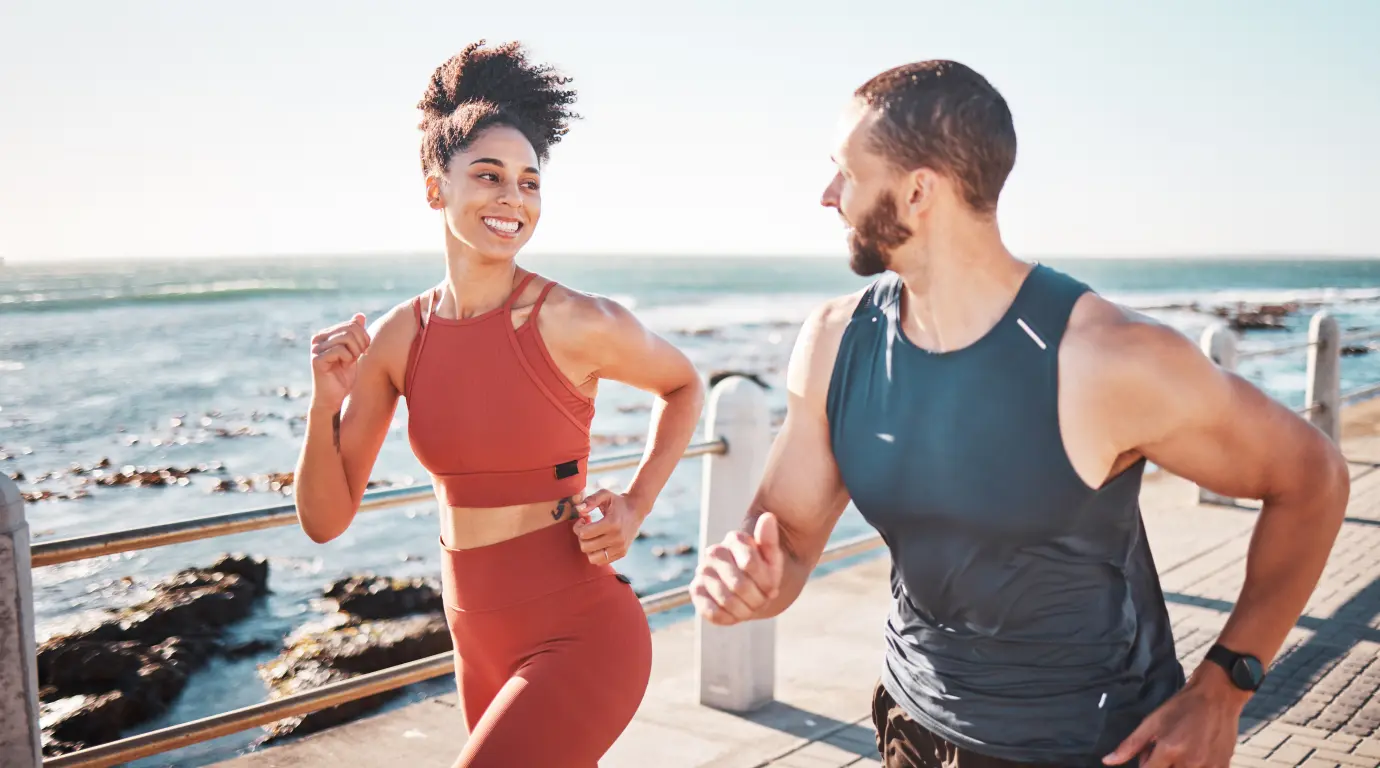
[218,433,1380,768]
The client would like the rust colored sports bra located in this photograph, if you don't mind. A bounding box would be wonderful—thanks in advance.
[403,272,595,508]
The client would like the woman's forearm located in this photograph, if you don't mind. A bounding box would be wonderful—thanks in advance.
[294,406,359,543]
[623,380,706,519]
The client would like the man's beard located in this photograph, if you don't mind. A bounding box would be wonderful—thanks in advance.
[847,191,912,277]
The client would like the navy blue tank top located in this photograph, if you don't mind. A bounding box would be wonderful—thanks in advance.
[825,264,1184,764]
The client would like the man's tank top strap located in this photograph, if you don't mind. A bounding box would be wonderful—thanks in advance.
[851,273,903,320]
[1004,264,1092,354]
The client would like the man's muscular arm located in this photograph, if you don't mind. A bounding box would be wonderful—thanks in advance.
[1113,319,1346,682]
[692,295,856,625]
[1088,311,1349,765]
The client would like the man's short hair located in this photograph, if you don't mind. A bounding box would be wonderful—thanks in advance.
[854,60,1017,214]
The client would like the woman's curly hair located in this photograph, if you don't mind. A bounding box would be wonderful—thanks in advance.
[417,40,579,175]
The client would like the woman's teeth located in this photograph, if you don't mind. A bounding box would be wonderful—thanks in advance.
[483,217,521,235]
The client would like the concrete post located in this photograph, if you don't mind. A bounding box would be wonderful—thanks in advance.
[1197,323,1239,506]
[1305,311,1341,444]
[0,474,42,766]
[696,375,774,712]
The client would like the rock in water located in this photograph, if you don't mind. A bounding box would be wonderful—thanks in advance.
[40,691,128,755]
[1229,312,1289,331]
[1213,302,1294,332]
[207,554,270,596]
[323,574,443,620]
[36,555,270,756]
[256,575,453,741]
[652,542,695,558]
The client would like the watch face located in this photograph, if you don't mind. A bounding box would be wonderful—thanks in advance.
[1232,656,1265,690]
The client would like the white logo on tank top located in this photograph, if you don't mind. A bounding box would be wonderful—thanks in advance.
[1016,318,1047,350]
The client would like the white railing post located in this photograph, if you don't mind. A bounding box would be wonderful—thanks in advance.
[0,475,42,767]
[696,375,774,712]
[1197,322,1239,506]
[1305,311,1341,444]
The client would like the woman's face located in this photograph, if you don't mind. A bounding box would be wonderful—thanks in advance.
[428,125,542,260]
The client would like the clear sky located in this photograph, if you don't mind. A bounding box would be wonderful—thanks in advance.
[1,1,1375,262]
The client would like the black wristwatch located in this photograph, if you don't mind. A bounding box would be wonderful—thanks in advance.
[1204,643,1266,692]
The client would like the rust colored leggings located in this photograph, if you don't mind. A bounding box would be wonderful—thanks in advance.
[441,520,652,767]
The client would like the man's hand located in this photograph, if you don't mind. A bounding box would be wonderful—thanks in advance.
[690,513,786,625]
[1103,674,1246,767]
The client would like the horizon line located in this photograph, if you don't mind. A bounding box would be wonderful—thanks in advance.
[4,250,1380,267]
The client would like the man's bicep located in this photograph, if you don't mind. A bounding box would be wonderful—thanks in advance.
[746,294,856,559]
[749,393,852,563]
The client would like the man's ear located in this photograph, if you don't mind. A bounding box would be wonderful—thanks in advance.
[906,167,938,216]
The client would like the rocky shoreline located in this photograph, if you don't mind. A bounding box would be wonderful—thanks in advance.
[7,460,419,514]
[32,543,705,757]
[254,575,452,742]
[37,555,271,757]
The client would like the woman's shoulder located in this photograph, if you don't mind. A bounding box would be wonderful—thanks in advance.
[533,280,639,342]
[364,293,429,359]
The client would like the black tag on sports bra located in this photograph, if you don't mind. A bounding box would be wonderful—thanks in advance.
[554,460,580,480]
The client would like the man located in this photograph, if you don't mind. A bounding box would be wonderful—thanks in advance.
[688,60,1350,767]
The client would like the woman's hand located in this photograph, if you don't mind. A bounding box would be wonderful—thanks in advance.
[572,490,646,565]
[310,314,371,414]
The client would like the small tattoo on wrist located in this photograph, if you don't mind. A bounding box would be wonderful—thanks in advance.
[331,411,341,452]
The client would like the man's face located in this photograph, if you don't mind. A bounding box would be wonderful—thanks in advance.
[820,102,914,277]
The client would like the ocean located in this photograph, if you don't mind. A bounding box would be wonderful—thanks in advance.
[3,253,1380,765]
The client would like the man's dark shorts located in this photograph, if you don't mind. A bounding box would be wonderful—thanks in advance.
[871,680,1068,768]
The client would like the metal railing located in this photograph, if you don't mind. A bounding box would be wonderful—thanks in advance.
[1344,380,1380,407]
[0,376,886,768]
[30,440,728,568]
[1194,310,1377,504]
[1237,338,1316,361]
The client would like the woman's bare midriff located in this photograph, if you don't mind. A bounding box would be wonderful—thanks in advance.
[438,494,582,550]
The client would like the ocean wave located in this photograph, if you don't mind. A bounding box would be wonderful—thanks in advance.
[0,279,340,313]
[638,293,831,333]
[1109,286,1380,311]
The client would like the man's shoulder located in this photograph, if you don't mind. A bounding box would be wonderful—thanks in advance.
[1063,292,1210,390]
[787,287,874,406]
[799,285,878,358]
[810,286,871,332]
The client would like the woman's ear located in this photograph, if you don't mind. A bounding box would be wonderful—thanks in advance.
[426,174,445,210]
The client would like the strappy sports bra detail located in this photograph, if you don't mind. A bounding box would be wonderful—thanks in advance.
[403,272,595,508]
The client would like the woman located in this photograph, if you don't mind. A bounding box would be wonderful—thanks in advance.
[292,41,705,766]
